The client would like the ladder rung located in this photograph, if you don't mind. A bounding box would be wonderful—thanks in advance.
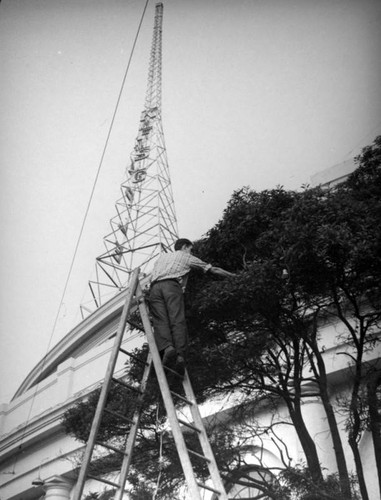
[87,474,122,489]
[170,390,193,405]
[96,441,127,456]
[164,366,183,378]
[104,407,133,424]
[119,347,149,366]
[197,481,221,495]
[112,377,143,394]
[187,448,210,463]
[177,418,201,433]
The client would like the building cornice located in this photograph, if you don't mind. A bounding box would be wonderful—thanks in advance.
[0,397,75,465]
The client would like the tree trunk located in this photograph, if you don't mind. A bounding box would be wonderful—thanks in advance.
[348,433,369,500]
[367,374,381,499]
[331,305,369,499]
[288,402,324,484]
[348,363,369,500]
[278,336,324,485]
[320,389,352,498]
[311,344,352,499]
[347,323,369,500]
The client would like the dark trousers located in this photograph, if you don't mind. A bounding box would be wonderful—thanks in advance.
[149,280,188,357]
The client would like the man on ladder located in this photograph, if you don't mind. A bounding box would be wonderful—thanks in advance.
[149,238,235,375]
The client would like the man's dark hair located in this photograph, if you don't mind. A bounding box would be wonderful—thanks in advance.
[174,238,193,251]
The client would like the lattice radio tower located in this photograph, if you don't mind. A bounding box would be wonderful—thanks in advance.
[82,3,178,315]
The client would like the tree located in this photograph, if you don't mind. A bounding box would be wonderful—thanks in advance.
[63,137,381,499]
[189,136,381,498]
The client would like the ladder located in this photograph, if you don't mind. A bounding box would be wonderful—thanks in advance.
[72,268,228,500]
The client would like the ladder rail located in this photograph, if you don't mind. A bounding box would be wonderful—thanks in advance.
[72,269,141,500]
[114,352,153,500]
[182,371,228,499]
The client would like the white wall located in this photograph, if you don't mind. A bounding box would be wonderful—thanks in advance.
[0,331,145,500]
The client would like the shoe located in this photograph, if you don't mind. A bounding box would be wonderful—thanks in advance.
[162,346,176,368]
[175,356,186,377]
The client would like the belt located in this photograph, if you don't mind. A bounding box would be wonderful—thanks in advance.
[150,278,180,288]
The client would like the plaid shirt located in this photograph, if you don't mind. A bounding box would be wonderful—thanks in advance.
[150,250,212,291]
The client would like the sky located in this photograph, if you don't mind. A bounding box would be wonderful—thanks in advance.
[0,0,380,403]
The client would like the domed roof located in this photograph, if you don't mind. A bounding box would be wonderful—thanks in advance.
[13,289,130,399]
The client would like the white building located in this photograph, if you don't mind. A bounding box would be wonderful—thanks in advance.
[310,158,356,188]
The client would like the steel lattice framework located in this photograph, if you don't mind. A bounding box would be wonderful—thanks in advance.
[82,3,178,315]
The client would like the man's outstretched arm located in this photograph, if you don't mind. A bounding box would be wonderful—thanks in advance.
[210,266,236,278]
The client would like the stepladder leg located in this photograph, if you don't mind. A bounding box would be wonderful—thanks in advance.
[137,290,204,500]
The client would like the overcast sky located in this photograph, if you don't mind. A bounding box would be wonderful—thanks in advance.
[1,0,380,403]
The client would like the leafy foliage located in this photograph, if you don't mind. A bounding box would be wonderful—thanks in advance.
[280,465,361,500]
